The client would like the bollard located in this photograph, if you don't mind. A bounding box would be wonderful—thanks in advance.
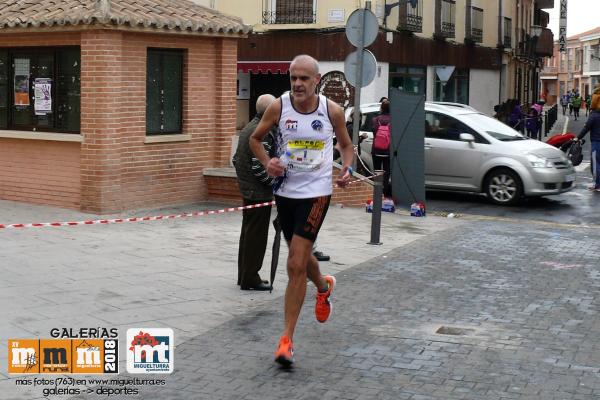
[368,170,383,245]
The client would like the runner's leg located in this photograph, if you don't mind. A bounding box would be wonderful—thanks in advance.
[283,235,312,339]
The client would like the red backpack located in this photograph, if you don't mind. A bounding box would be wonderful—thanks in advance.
[373,121,391,151]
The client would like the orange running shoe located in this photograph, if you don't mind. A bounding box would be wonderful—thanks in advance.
[315,275,336,323]
[274,335,294,367]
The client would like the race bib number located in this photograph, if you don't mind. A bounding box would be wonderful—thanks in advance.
[286,139,325,172]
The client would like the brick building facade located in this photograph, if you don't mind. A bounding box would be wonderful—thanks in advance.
[0,1,249,213]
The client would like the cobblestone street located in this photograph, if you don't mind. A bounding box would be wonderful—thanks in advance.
[84,219,600,400]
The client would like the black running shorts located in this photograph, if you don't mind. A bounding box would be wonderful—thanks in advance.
[275,195,331,243]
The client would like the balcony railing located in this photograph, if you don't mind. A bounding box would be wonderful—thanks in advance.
[591,58,600,72]
[441,22,455,38]
[398,2,423,33]
[262,0,316,24]
[466,7,483,43]
[436,0,455,38]
[540,66,558,75]
[517,38,533,60]
[470,28,483,43]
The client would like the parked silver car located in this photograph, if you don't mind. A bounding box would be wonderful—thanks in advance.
[346,102,576,205]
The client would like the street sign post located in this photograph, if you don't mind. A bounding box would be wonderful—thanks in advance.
[345,7,378,168]
[345,6,381,245]
[344,49,377,88]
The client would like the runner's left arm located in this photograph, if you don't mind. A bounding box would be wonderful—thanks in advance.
[329,100,354,188]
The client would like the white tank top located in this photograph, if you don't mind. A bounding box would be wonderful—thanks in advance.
[273,93,334,199]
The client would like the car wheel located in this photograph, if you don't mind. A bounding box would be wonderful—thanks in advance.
[484,168,523,206]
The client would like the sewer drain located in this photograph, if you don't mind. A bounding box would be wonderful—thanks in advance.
[435,326,475,336]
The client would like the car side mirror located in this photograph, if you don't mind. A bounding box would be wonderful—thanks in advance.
[459,133,475,142]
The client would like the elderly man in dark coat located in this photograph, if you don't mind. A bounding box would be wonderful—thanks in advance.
[232,94,277,290]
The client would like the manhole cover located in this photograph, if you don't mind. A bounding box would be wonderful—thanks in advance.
[435,326,475,336]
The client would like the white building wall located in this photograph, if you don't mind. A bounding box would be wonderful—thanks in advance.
[469,69,501,116]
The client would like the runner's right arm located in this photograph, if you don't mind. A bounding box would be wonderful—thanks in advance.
[250,99,285,177]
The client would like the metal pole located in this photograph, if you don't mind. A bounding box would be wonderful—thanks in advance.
[368,170,383,245]
[351,6,368,171]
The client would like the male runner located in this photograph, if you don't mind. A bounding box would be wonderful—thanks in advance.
[249,54,354,367]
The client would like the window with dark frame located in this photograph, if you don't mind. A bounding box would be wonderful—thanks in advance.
[398,1,423,33]
[440,0,455,38]
[434,68,469,105]
[469,7,483,43]
[389,65,426,95]
[146,48,183,135]
[503,17,512,48]
[0,47,80,133]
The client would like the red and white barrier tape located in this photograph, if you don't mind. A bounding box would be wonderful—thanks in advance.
[0,201,276,230]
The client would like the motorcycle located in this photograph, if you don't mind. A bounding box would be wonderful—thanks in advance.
[546,132,584,166]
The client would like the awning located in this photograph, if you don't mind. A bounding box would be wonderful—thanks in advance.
[237,61,290,74]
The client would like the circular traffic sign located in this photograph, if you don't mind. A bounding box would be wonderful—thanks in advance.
[345,8,379,48]
[344,49,377,88]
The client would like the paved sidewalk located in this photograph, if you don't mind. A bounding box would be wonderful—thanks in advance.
[75,219,600,400]
[0,199,459,399]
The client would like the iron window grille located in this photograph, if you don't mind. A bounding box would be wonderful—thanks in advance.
[439,0,455,38]
[263,0,317,24]
[398,1,423,33]
[468,7,483,43]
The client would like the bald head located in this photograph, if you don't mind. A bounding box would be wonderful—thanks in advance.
[255,94,276,115]
[290,54,319,75]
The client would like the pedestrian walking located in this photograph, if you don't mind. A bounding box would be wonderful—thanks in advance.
[372,100,392,197]
[526,107,540,140]
[249,54,354,367]
[560,93,569,116]
[233,94,277,291]
[585,94,592,116]
[574,111,600,191]
[571,93,582,121]
[591,83,600,113]
[508,103,524,133]
[568,91,574,116]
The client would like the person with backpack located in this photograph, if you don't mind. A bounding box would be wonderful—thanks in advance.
[372,100,392,198]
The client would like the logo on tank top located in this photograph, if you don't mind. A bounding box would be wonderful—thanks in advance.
[311,120,323,131]
[284,119,298,131]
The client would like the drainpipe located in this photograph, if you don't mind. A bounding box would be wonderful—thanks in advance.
[498,0,503,105]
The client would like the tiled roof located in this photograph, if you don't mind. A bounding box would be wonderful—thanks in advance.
[569,27,600,40]
[0,0,251,35]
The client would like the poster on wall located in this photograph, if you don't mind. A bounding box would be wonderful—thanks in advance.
[34,78,52,115]
[14,58,30,106]
[14,75,30,106]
